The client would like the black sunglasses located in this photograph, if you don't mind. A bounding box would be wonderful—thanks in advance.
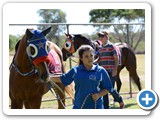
[98,34,105,38]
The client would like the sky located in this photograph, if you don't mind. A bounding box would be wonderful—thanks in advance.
[8,8,91,24]
[7,3,96,35]
[7,2,149,36]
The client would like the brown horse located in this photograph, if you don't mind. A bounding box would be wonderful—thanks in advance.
[9,27,73,109]
[61,34,142,93]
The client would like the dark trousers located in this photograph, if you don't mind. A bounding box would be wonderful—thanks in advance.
[103,72,123,109]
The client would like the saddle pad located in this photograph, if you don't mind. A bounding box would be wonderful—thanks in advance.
[48,49,62,74]
[114,46,122,65]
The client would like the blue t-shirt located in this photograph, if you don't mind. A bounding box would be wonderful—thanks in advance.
[60,64,113,109]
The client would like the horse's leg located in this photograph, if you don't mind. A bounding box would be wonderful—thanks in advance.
[24,95,42,109]
[116,66,124,93]
[9,91,23,109]
[55,83,65,109]
[10,98,23,109]
[116,74,121,93]
[129,71,142,91]
[24,101,31,109]
[124,50,142,91]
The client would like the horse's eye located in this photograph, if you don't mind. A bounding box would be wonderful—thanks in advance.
[30,46,35,55]
[45,43,50,54]
[65,42,71,49]
[26,44,38,58]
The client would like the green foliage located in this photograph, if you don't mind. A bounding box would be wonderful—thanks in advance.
[38,9,66,23]
[89,9,113,23]
[89,9,144,23]
[37,9,67,46]
[89,9,145,51]
[9,34,21,51]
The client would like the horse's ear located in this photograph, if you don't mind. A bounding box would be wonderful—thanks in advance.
[26,29,33,40]
[65,33,72,38]
[42,26,52,36]
[65,33,68,37]
[67,34,72,38]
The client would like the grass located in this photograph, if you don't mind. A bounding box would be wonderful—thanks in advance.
[9,54,145,109]
[110,97,140,109]
[40,92,140,109]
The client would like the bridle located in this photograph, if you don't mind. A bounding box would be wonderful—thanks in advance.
[10,34,51,76]
[10,61,38,77]
[10,41,38,77]
[63,36,78,55]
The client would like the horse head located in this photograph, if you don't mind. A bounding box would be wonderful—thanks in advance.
[15,26,52,82]
[26,27,52,82]
[62,33,97,61]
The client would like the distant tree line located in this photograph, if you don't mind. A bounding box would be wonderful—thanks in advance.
[9,9,145,53]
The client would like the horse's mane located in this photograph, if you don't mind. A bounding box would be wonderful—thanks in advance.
[74,34,96,48]
[74,34,90,42]
[15,40,21,52]
[74,34,96,49]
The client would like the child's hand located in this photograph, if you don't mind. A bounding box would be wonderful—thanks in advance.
[91,93,100,101]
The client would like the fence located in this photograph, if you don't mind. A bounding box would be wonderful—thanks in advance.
[9,23,145,99]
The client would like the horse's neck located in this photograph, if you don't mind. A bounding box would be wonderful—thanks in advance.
[77,40,92,49]
[82,41,95,49]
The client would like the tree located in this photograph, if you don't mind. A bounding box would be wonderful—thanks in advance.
[89,9,145,51]
[9,35,21,51]
[37,9,67,46]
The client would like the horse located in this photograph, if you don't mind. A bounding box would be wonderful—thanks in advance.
[61,34,142,93]
[9,27,73,109]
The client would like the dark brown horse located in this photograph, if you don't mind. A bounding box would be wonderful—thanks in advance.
[61,34,142,93]
[9,27,73,109]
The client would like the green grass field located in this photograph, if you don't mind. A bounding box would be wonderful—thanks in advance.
[9,54,145,109]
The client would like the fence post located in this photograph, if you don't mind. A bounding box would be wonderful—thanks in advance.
[126,24,130,45]
[126,24,132,98]
[66,24,72,69]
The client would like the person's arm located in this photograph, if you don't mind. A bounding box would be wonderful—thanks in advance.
[49,75,62,83]
[112,54,118,76]
[49,73,75,100]
[92,89,109,101]
[50,67,75,86]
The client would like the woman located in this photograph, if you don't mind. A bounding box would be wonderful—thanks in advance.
[50,45,113,109]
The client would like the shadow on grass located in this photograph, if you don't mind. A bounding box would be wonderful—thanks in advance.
[110,103,138,109]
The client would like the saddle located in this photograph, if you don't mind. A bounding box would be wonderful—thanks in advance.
[48,49,62,74]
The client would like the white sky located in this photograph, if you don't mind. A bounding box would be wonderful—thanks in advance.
[8,8,91,24]
[9,8,95,35]
[7,3,96,35]
[6,2,149,36]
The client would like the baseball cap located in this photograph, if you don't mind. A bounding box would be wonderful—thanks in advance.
[97,31,109,37]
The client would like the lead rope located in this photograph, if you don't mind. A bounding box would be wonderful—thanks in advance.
[48,80,66,109]
[81,93,97,109]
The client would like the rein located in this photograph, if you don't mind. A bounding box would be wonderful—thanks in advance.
[47,80,66,108]
[81,93,97,109]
